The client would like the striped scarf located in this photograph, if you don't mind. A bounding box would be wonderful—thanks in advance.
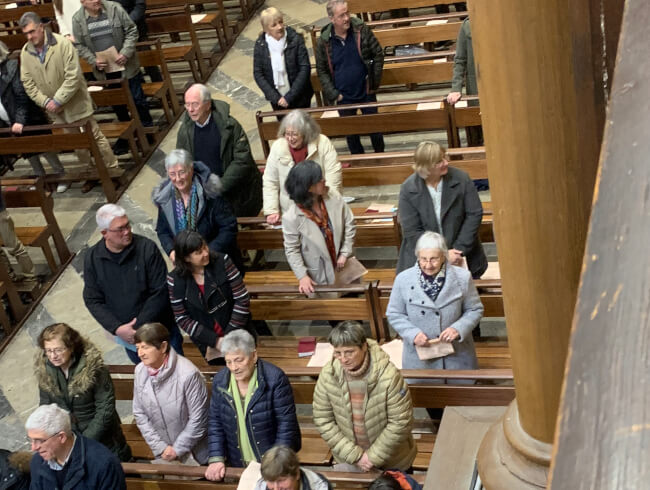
[174,182,199,233]
[298,199,337,268]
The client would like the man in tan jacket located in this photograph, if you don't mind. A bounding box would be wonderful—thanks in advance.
[19,11,118,193]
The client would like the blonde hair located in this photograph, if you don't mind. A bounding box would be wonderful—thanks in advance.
[260,7,283,30]
[413,141,446,179]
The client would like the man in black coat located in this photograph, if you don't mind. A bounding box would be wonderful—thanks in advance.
[82,203,183,363]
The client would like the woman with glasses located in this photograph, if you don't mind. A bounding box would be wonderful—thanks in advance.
[34,323,131,461]
[153,149,240,270]
[167,230,251,364]
[282,160,355,295]
[387,232,483,379]
[396,141,487,278]
[312,321,416,472]
[263,110,341,225]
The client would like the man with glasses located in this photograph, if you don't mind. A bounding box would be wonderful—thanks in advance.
[26,403,126,489]
[82,203,184,363]
[176,83,262,218]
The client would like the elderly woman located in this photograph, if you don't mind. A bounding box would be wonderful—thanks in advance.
[133,323,208,465]
[263,110,342,224]
[167,230,251,364]
[387,232,483,377]
[283,160,355,295]
[253,7,313,111]
[204,330,301,481]
[153,148,239,267]
[34,323,131,461]
[313,321,416,472]
[396,141,487,278]
[254,446,330,490]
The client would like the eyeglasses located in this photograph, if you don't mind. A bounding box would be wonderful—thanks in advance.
[44,347,68,357]
[107,222,131,233]
[29,431,61,447]
[284,131,301,138]
[418,256,444,265]
[333,348,359,359]
[168,169,188,179]
[184,102,203,110]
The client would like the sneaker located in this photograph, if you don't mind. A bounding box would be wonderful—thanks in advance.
[56,182,70,193]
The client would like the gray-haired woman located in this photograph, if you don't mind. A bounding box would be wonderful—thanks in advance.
[152,148,239,267]
[254,446,331,490]
[205,330,301,481]
[387,231,483,376]
[263,110,342,224]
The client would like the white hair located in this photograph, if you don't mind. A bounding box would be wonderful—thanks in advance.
[187,83,212,103]
[326,0,347,17]
[95,203,126,231]
[165,149,193,171]
[415,231,448,257]
[25,404,72,436]
[221,329,256,356]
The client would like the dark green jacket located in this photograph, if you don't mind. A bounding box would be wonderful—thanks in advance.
[315,17,384,106]
[451,18,477,97]
[34,339,131,462]
[176,100,262,217]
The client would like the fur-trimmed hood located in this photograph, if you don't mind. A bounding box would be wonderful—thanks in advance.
[151,160,223,205]
[34,337,106,397]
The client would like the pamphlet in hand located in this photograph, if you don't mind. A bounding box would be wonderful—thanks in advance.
[334,256,368,286]
[415,338,454,360]
[96,46,125,73]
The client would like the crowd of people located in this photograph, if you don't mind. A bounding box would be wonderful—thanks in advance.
[0,0,487,488]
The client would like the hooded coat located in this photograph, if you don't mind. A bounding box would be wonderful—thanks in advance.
[176,100,262,217]
[0,449,30,490]
[34,338,131,461]
[312,339,416,470]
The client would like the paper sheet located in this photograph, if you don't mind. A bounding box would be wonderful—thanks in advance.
[366,202,397,213]
[416,101,443,111]
[426,19,448,25]
[334,256,368,286]
[205,346,223,362]
[455,100,468,108]
[237,461,262,490]
[433,58,447,64]
[320,110,339,118]
[4,3,18,8]
[191,13,206,23]
[95,46,125,73]
[481,261,501,280]
[380,338,403,368]
[415,339,454,360]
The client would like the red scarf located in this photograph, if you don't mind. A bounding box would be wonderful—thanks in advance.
[288,145,308,163]
[298,199,337,268]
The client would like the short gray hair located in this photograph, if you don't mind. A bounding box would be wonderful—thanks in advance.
[328,320,366,348]
[19,12,41,28]
[95,203,126,231]
[221,329,256,356]
[326,0,347,17]
[165,149,193,171]
[25,404,72,436]
[278,110,320,143]
[415,231,448,257]
[187,83,212,103]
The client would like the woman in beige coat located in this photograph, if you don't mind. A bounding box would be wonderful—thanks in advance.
[263,110,342,224]
[313,322,416,471]
[282,160,354,295]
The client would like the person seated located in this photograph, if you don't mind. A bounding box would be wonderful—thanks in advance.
[34,323,131,462]
[369,471,422,490]
[254,446,331,490]
[133,322,209,465]
[205,330,301,481]
[282,160,355,295]
[152,148,239,268]
[167,230,250,364]
[396,141,487,278]
[253,7,313,111]
[313,321,416,472]
[264,110,342,225]
[177,83,262,217]
[25,404,126,489]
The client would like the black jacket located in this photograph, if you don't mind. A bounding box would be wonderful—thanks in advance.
[83,234,175,334]
[0,59,49,127]
[253,26,313,110]
[112,0,147,38]
[0,450,29,490]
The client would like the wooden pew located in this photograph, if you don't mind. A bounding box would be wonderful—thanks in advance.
[347,0,464,21]
[0,3,54,32]
[448,95,482,147]
[136,40,182,124]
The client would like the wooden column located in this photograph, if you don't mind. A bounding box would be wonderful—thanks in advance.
[467,0,605,487]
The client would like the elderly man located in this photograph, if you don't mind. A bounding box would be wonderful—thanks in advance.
[26,404,126,489]
[315,0,384,155]
[83,203,183,363]
[72,0,153,132]
[177,83,262,217]
[19,12,118,193]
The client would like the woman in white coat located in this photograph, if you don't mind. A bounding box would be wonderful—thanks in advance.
[282,160,355,295]
[133,322,209,465]
[263,110,341,225]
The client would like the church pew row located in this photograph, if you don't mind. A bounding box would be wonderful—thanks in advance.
[348,0,464,21]
[122,463,426,490]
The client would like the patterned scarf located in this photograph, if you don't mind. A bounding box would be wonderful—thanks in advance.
[298,199,337,268]
[146,353,169,377]
[173,182,199,233]
[418,261,446,302]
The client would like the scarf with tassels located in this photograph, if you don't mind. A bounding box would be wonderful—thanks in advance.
[298,199,337,267]
[174,182,199,233]
[418,261,446,302]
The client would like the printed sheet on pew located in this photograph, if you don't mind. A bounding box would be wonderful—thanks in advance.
[237,461,262,490]
[308,339,403,368]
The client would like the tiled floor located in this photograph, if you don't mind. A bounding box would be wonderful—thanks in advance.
[0,0,485,451]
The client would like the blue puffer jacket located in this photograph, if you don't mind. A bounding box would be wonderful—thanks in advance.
[208,359,301,466]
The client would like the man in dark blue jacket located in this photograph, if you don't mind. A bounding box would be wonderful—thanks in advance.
[26,404,126,490]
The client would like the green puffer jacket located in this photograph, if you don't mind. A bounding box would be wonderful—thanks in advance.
[176,100,262,217]
[313,339,416,470]
[34,338,131,462]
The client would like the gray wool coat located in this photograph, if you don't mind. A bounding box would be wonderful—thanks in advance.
[133,348,209,463]
[386,264,483,374]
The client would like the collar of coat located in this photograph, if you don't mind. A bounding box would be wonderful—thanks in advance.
[319,16,363,43]
[403,166,465,225]
[34,338,106,398]
[24,29,58,58]
[329,339,391,387]
[255,25,298,48]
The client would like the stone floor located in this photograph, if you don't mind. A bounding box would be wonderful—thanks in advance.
[0,0,499,451]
